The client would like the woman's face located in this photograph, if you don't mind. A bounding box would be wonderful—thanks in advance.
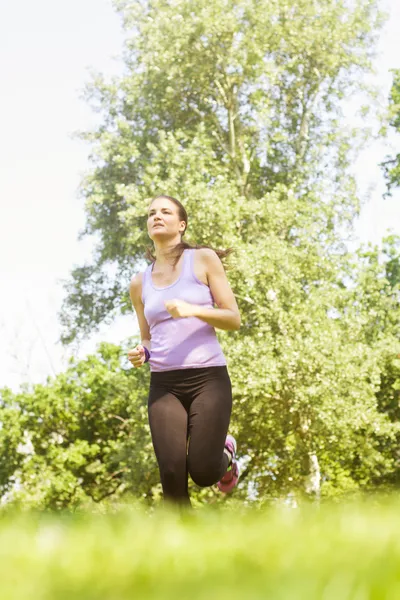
[147,198,186,241]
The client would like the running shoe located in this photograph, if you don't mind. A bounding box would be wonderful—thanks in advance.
[217,434,240,493]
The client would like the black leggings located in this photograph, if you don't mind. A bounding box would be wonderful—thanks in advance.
[148,366,232,505]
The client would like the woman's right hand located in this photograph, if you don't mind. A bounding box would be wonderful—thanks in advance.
[128,345,146,368]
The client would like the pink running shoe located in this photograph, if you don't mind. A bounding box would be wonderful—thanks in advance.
[217,434,240,493]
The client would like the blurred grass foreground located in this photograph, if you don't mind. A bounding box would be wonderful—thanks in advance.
[1,498,400,599]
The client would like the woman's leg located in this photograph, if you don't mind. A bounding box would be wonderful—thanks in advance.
[187,367,232,488]
[148,386,190,505]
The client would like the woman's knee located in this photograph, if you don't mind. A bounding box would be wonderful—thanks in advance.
[160,463,186,494]
[188,460,222,487]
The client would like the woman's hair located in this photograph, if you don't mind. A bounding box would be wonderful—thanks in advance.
[145,195,233,268]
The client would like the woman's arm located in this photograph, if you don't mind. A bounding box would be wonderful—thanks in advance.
[164,249,241,331]
[129,273,152,350]
[195,248,240,330]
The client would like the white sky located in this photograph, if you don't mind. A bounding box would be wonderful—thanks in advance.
[0,0,399,391]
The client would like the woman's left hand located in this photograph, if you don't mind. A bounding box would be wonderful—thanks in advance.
[164,299,196,319]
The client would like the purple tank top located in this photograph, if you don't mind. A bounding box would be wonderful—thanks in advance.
[141,249,227,372]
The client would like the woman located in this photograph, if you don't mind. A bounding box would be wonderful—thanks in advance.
[128,195,240,506]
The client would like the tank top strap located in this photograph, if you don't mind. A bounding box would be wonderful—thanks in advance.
[182,248,196,281]
[141,262,152,304]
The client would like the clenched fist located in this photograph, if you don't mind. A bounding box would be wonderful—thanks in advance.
[128,345,147,368]
[164,299,196,319]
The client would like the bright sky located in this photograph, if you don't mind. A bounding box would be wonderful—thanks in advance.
[0,0,399,391]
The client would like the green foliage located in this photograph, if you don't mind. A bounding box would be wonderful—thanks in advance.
[382,69,400,194]
[60,0,382,341]
[0,344,159,509]
[349,236,400,489]
[5,0,395,506]
[222,231,400,499]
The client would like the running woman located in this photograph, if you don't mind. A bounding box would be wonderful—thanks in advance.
[128,195,240,506]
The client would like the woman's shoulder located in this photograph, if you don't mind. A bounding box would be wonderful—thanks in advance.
[190,248,223,285]
[130,271,144,285]
[193,247,221,269]
[131,260,154,285]
[192,247,219,261]
[129,270,147,303]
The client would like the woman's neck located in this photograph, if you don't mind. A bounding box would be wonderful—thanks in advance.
[154,238,182,267]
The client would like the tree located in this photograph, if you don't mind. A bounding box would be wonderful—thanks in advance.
[381,69,400,194]
[61,0,382,342]
[347,236,400,490]
[0,344,159,509]
[55,0,400,502]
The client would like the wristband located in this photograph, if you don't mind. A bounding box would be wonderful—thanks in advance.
[143,347,151,363]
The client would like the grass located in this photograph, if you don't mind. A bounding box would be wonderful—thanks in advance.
[1,497,400,599]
